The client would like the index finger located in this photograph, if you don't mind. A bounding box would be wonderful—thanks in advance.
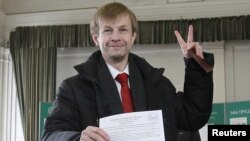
[187,25,193,43]
[174,30,186,48]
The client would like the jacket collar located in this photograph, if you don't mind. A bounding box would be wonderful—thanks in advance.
[74,51,124,115]
[74,50,165,114]
[74,50,164,83]
[74,51,102,83]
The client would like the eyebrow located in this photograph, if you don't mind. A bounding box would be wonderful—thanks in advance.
[103,25,128,29]
[103,25,112,29]
[119,25,128,28]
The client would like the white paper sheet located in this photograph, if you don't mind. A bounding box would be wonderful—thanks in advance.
[99,110,165,141]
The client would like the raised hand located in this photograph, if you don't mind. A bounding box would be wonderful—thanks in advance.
[174,25,204,59]
[174,25,214,72]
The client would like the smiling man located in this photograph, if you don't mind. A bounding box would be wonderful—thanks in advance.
[42,2,214,141]
[90,4,137,72]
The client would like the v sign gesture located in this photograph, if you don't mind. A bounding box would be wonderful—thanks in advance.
[175,25,214,72]
[175,25,204,59]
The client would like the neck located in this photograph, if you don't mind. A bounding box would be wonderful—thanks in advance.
[110,59,128,72]
[102,52,130,72]
[105,56,129,72]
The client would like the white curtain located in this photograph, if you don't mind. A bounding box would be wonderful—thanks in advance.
[0,47,24,141]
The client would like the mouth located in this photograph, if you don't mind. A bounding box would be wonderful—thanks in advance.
[107,44,124,49]
[107,42,125,48]
[110,45,122,48]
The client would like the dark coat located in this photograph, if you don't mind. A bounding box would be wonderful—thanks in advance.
[42,50,213,141]
[178,131,201,141]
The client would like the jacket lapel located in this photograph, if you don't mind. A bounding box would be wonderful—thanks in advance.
[96,57,124,116]
[129,55,147,111]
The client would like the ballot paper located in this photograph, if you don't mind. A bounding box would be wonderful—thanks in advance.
[99,110,165,141]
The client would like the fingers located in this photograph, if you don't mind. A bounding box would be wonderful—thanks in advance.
[174,30,186,47]
[175,25,193,49]
[175,25,193,45]
[80,126,110,141]
[187,25,193,43]
[175,25,204,59]
[174,30,187,54]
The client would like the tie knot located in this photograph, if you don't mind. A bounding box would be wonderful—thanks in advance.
[116,73,128,84]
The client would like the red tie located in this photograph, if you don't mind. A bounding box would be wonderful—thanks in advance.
[116,73,134,112]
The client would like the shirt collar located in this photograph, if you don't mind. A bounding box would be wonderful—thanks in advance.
[106,63,129,79]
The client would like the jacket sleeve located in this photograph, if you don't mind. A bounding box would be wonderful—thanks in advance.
[41,79,81,141]
[42,131,80,141]
[175,52,214,131]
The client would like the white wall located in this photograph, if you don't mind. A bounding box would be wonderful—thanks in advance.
[225,40,250,102]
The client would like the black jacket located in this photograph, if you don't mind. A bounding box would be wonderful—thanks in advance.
[178,131,201,141]
[42,50,213,141]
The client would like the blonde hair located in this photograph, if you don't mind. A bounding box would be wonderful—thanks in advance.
[90,2,138,35]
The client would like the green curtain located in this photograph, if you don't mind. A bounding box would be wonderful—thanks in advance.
[9,15,250,141]
[10,24,93,48]
[10,15,250,49]
[137,15,250,44]
[10,42,57,141]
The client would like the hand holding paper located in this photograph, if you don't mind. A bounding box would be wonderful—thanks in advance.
[99,110,165,141]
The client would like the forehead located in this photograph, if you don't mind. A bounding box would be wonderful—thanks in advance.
[98,14,131,28]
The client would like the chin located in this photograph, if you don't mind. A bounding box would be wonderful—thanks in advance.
[110,54,125,62]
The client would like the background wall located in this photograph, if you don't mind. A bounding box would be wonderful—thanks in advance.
[225,40,250,102]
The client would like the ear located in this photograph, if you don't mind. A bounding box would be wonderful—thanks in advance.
[132,32,137,43]
[91,33,99,46]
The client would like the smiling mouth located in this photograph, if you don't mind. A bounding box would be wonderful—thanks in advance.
[111,46,122,47]
[109,45,123,48]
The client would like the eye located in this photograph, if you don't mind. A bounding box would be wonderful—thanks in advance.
[103,29,112,33]
[120,28,128,32]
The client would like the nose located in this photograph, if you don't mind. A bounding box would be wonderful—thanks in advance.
[110,30,121,42]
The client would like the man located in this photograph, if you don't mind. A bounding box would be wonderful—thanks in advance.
[42,2,213,141]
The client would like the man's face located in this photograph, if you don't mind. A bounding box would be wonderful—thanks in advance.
[92,14,136,64]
